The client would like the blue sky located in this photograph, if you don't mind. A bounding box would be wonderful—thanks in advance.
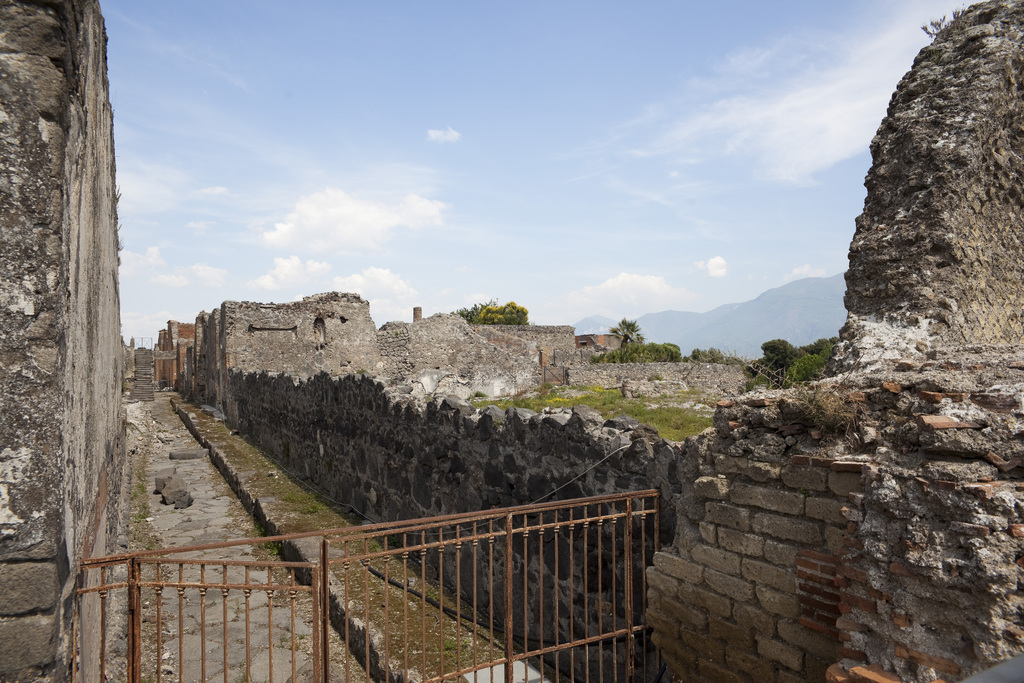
[106,0,961,343]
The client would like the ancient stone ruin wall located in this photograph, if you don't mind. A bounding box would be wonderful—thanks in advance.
[189,293,382,417]
[0,0,127,678]
[377,314,541,397]
[835,0,1024,368]
[473,324,578,366]
[648,353,1024,683]
[569,362,747,394]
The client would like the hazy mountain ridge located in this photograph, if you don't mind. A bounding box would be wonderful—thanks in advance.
[574,274,847,358]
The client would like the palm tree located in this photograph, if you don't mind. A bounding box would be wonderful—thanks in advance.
[609,318,645,346]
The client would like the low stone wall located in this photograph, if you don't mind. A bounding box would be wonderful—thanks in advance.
[568,362,747,394]
[222,369,678,665]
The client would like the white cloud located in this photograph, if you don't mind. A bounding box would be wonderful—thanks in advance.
[150,274,189,288]
[120,247,166,278]
[624,5,931,183]
[186,220,213,233]
[116,162,192,215]
[121,310,181,345]
[427,126,462,144]
[248,255,331,291]
[332,266,418,323]
[197,186,230,196]
[563,273,697,320]
[260,188,447,252]
[784,264,827,281]
[695,256,728,277]
[189,263,228,287]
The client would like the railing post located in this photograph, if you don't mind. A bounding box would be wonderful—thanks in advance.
[127,559,141,683]
[624,498,635,683]
[504,513,514,683]
[320,537,331,683]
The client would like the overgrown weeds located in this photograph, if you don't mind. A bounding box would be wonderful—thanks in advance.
[791,385,860,438]
[470,385,713,441]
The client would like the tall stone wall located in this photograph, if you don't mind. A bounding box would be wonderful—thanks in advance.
[0,0,126,679]
[835,0,1024,368]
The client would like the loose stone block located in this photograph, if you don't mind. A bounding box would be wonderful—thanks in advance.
[709,617,754,649]
[829,471,863,497]
[764,539,801,566]
[0,614,56,670]
[781,465,829,492]
[704,568,755,602]
[806,497,846,524]
[742,559,797,593]
[680,629,725,663]
[0,563,57,616]
[679,582,732,618]
[778,619,838,661]
[705,502,750,531]
[726,649,775,681]
[691,546,741,575]
[752,512,824,544]
[757,634,804,671]
[717,528,764,557]
[730,482,804,515]
[733,602,777,634]
[694,476,730,500]
[757,586,800,619]
[652,552,704,584]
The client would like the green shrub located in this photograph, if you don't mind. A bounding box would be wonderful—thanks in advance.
[592,342,682,364]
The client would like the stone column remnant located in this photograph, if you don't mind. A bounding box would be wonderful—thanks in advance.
[832,0,1024,370]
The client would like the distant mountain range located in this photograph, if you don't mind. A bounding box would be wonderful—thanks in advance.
[574,273,848,358]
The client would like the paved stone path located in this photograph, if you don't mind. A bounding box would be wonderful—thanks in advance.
[127,393,320,683]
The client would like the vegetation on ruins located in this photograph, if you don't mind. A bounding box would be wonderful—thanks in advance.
[921,8,965,39]
[470,384,713,441]
[684,347,747,365]
[609,318,644,345]
[591,341,683,364]
[455,299,529,325]
[747,336,837,389]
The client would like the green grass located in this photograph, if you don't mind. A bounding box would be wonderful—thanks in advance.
[470,385,713,441]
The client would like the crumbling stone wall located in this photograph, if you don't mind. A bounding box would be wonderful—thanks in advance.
[835,0,1024,368]
[473,324,577,366]
[0,0,126,678]
[189,293,382,417]
[568,362,747,394]
[648,350,1024,683]
[376,314,540,397]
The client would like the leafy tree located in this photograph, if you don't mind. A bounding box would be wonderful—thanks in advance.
[478,301,529,325]
[760,339,801,375]
[785,341,834,385]
[686,347,746,366]
[609,318,645,346]
[455,300,529,325]
[455,299,497,323]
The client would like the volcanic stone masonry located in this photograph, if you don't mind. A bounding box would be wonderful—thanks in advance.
[0,0,127,680]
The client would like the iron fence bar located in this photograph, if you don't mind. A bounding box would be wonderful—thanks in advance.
[79,491,660,683]
[624,497,635,683]
[128,559,141,683]
[504,512,514,683]
[82,490,659,568]
[320,537,330,683]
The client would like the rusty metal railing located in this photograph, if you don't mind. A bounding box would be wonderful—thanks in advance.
[76,490,659,683]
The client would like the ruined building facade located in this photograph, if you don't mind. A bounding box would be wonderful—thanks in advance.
[0,0,126,679]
